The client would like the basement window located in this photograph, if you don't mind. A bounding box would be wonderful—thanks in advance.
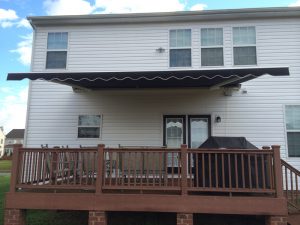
[78,115,101,138]
[286,105,300,157]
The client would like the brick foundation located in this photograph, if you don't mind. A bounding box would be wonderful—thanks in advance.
[4,209,25,225]
[89,211,107,225]
[266,216,287,225]
[177,213,193,225]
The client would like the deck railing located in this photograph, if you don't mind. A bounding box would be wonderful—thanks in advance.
[11,146,98,191]
[281,159,300,210]
[10,144,284,197]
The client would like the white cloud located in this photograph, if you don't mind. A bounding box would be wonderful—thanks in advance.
[0,8,18,28]
[0,87,28,134]
[0,8,18,20]
[17,18,32,29]
[43,0,207,15]
[190,3,207,11]
[94,0,185,13]
[10,33,33,66]
[0,8,31,29]
[0,87,12,94]
[289,0,300,6]
[0,21,14,28]
[44,0,95,15]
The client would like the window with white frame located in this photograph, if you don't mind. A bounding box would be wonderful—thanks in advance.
[233,26,257,65]
[285,106,300,157]
[169,29,192,67]
[201,28,224,66]
[78,115,101,138]
[46,32,68,69]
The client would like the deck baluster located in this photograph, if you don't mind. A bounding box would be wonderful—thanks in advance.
[181,144,188,195]
[96,144,105,194]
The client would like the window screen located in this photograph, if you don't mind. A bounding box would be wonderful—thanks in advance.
[233,27,257,65]
[78,115,101,138]
[46,32,68,69]
[286,106,300,157]
[169,29,192,67]
[201,28,223,66]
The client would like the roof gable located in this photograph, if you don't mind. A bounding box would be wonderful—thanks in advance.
[6,129,25,139]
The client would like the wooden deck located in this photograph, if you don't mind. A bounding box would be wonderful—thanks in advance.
[5,144,288,215]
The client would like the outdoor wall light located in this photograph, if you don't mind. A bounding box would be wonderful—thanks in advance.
[156,47,165,53]
[215,115,222,123]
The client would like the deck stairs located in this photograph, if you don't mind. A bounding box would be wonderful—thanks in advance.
[281,159,300,225]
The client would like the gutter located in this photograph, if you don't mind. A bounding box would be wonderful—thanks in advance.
[27,7,300,27]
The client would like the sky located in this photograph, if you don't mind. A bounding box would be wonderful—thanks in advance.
[0,0,299,134]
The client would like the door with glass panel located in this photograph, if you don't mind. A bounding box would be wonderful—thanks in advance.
[163,115,186,171]
[188,115,211,148]
[188,115,211,175]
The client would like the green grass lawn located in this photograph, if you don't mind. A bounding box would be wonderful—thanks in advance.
[26,210,88,225]
[0,175,88,225]
[0,176,10,225]
[0,160,12,172]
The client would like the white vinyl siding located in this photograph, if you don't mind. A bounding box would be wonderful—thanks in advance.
[27,18,300,172]
[233,27,257,65]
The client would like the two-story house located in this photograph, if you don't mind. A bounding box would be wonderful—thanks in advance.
[5,7,300,225]
[3,129,25,156]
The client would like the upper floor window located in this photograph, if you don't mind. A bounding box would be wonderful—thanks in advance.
[46,32,68,69]
[169,29,191,67]
[233,27,257,65]
[201,28,223,66]
[78,115,101,138]
[286,106,300,157]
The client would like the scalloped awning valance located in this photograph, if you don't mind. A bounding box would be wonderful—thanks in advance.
[7,67,289,89]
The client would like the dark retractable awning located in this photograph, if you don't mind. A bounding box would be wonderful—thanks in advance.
[7,67,289,89]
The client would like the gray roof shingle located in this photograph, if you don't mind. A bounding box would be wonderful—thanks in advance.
[6,129,25,139]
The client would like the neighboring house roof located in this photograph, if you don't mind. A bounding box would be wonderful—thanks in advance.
[6,129,25,139]
[3,144,14,148]
[27,7,300,28]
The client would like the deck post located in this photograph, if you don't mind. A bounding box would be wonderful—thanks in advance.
[89,211,107,225]
[96,144,105,194]
[9,144,22,193]
[177,213,193,225]
[4,209,26,225]
[265,215,287,225]
[272,145,284,198]
[181,144,188,195]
